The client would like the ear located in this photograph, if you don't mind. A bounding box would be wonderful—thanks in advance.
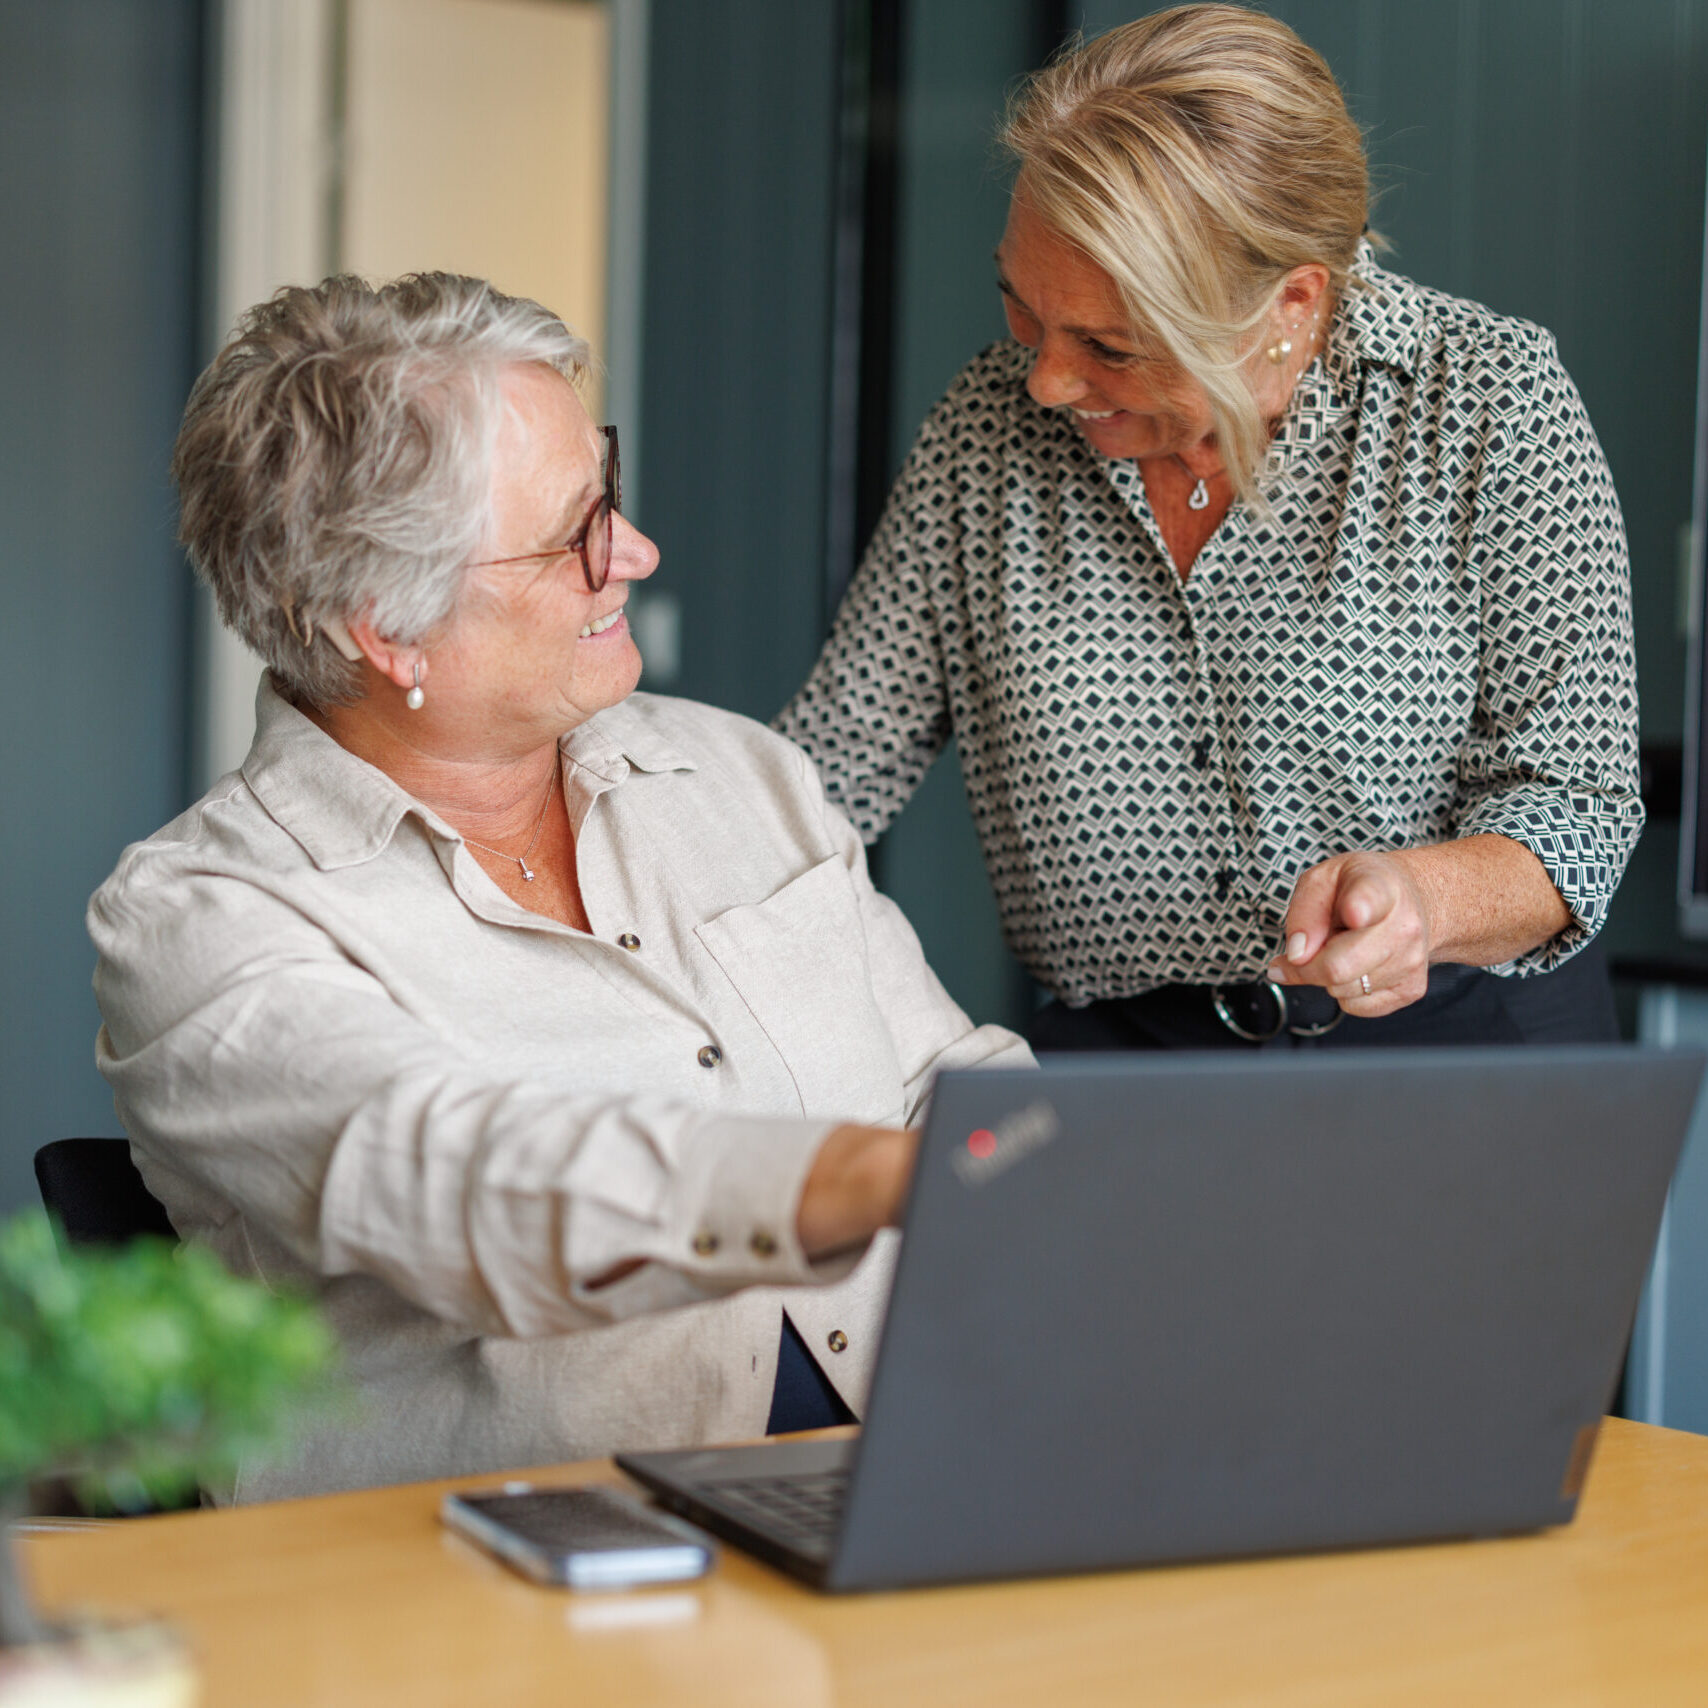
[344,615,423,693]
[1277,264,1333,329]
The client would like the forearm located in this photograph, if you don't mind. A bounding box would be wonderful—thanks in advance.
[796,1124,919,1259]
[1391,834,1571,967]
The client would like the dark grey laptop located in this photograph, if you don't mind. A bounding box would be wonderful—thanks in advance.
[617,1046,1703,1592]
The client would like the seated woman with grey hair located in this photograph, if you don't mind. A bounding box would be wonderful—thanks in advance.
[88,272,1030,1500]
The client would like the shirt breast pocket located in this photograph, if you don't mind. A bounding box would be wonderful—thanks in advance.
[694,855,906,1121]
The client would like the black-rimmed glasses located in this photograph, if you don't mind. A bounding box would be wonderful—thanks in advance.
[467,424,621,593]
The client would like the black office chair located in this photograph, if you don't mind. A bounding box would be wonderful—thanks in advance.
[30,1138,197,1518]
[33,1137,177,1248]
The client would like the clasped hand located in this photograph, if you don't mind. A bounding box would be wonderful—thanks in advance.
[1266,850,1434,1017]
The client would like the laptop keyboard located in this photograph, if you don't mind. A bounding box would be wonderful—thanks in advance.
[705,1469,850,1552]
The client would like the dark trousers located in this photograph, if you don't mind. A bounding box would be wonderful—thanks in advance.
[1030,942,1618,1053]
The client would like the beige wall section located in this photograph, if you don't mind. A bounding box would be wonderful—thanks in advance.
[201,0,342,787]
[342,0,611,413]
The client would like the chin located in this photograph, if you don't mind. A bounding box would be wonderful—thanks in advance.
[1076,415,1180,462]
[595,649,645,709]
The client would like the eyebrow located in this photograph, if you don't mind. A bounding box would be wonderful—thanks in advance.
[993,254,1136,344]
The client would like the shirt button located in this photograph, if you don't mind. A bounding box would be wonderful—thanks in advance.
[827,1329,848,1354]
[697,1044,723,1069]
[749,1230,778,1258]
[617,932,641,951]
[692,1231,720,1257]
[1215,869,1234,901]
[1192,738,1212,770]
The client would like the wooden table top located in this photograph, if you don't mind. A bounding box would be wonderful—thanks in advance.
[20,1416,1708,1707]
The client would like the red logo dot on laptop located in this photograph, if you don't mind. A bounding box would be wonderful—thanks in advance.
[967,1129,997,1159]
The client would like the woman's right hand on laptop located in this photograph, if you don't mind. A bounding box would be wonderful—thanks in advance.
[797,1125,919,1261]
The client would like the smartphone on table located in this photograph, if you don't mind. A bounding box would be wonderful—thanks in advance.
[440,1483,715,1589]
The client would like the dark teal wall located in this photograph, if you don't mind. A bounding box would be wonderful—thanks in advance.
[635,0,1044,1032]
[0,1,203,1214]
[870,1,1039,1030]
[636,0,843,723]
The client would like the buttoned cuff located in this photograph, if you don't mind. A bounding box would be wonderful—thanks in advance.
[668,1114,844,1289]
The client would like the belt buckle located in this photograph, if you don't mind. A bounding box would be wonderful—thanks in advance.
[1288,1001,1345,1038]
[1212,980,1346,1040]
[1212,980,1288,1042]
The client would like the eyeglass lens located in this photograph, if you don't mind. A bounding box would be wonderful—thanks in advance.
[583,425,620,594]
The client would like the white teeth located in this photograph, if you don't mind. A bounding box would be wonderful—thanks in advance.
[1072,407,1118,419]
[579,609,624,639]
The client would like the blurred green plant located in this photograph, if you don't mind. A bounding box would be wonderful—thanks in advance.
[0,1209,339,1648]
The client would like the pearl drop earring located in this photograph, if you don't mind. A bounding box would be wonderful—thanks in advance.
[406,663,425,711]
[1265,337,1293,365]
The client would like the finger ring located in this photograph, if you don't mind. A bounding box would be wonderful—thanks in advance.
[1359,974,1371,996]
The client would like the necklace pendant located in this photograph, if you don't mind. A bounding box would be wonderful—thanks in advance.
[1188,477,1210,511]
[519,859,535,882]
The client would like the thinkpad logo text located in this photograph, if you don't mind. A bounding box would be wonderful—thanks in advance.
[952,1100,1061,1187]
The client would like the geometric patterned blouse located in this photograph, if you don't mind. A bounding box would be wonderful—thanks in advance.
[775,248,1643,1006]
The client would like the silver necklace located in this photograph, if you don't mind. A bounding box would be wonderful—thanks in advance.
[462,767,557,883]
[1175,455,1211,511]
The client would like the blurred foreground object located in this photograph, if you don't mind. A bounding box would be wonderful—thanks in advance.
[0,1210,338,1698]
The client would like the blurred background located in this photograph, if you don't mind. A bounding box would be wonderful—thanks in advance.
[4,0,1708,1220]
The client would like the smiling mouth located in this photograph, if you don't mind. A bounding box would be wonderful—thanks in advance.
[1070,407,1121,420]
[579,608,626,639]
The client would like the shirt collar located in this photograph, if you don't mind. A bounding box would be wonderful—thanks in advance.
[243,678,696,872]
[1331,238,1424,380]
[560,696,700,784]
[1266,238,1418,473]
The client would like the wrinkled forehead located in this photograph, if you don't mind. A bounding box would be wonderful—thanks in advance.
[494,361,597,463]
[478,363,602,555]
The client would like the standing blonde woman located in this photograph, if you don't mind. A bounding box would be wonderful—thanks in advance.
[779,4,1640,1050]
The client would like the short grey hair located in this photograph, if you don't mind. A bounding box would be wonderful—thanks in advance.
[173,272,590,706]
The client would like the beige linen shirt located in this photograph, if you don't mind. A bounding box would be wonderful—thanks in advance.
[89,681,1030,1499]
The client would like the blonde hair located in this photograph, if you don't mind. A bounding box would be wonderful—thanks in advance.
[1003,4,1368,496]
[174,273,589,707]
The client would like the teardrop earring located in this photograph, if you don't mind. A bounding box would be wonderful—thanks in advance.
[406,663,425,710]
[1265,336,1293,365]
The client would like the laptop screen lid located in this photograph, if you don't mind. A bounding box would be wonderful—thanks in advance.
[824,1045,1702,1591]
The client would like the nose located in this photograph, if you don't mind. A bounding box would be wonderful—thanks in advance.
[1025,337,1090,409]
[609,511,660,585]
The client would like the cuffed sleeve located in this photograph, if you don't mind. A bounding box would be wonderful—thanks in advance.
[91,883,840,1338]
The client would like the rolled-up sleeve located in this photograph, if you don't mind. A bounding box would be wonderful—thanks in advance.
[1453,331,1644,972]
